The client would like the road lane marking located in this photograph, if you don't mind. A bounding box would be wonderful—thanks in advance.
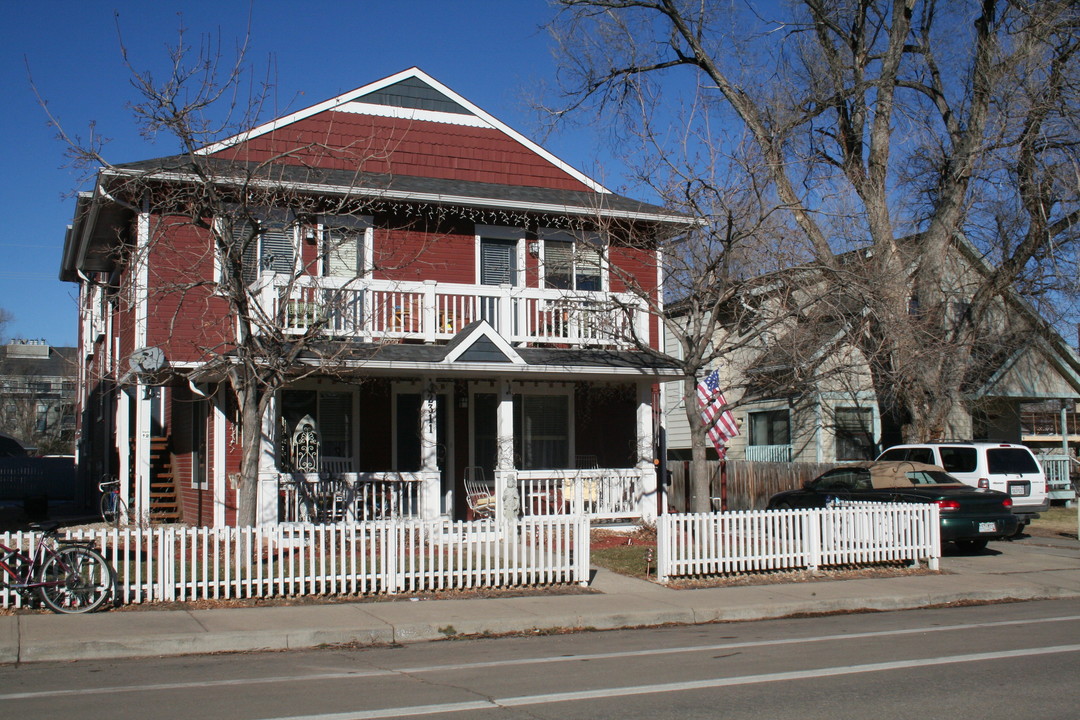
[265,644,1080,719]
[3,613,1078,701]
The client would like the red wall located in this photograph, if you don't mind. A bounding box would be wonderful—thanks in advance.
[212,112,592,193]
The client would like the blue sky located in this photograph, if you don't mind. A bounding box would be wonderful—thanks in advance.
[0,1,621,347]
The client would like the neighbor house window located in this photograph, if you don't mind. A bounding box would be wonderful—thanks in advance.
[540,229,603,291]
[835,407,874,460]
[748,409,790,446]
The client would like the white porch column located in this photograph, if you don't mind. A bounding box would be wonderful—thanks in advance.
[419,383,441,520]
[636,381,658,523]
[115,387,132,512]
[212,390,227,528]
[133,385,153,523]
[495,379,519,522]
[256,394,278,526]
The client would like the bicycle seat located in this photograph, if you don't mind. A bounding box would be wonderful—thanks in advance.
[28,521,62,533]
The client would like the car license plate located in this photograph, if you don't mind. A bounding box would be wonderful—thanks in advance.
[979,522,997,533]
[1008,481,1030,497]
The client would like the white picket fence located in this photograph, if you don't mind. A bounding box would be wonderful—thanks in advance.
[1,516,590,608]
[656,503,940,582]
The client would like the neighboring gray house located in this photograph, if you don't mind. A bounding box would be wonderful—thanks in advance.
[664,237,1080,466]
[0,340,77,455]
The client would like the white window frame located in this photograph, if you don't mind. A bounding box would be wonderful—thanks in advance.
[537,228,608,292]
[475,225,525,287]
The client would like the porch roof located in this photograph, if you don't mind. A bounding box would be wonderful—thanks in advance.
[183,340,682,384]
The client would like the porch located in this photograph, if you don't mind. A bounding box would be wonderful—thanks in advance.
[259,275,649,348]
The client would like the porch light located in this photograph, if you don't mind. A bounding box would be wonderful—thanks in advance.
[528,240,540,258]
[458,394,469,409]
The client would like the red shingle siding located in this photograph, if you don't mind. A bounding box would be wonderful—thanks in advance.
[212,113,592,192]
[145,217,235,362]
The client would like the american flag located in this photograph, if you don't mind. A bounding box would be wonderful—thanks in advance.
[696,369,739,457]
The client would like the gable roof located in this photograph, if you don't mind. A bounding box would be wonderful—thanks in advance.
[197,67,608,194]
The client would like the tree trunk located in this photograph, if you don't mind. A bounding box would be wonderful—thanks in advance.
[683,375,713,513]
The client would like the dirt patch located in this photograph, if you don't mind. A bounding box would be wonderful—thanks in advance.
[665,562,939,589]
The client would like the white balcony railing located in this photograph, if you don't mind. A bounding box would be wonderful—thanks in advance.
[744,444,793,463]
[257,275,649,348]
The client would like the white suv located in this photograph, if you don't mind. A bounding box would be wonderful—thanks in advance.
[876,442,1049,530]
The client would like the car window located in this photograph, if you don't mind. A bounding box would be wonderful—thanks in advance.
[938,446,977,473]
[879,448,934,464]
[813,469,867,491]
[987,448,1039,474]
[906,470,957,485]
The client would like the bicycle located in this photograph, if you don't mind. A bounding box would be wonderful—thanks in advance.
[0,520,115,613]
[99,474,128,526]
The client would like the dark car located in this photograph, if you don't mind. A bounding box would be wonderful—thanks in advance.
[767,461,1019,552]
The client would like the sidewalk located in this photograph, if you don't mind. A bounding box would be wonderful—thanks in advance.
[2,536,1077,664]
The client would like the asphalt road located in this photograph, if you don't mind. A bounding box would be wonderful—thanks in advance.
[2,599,1078,719]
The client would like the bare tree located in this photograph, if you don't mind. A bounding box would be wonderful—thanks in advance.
[548,0,1080,451]
[42,22,428,525]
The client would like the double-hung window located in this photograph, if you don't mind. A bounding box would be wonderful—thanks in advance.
[540,229,603,291]
[323,215,372,278]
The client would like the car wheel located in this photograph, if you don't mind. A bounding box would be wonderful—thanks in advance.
[1010,521,1027,538]
[955,538,989,553]
[773,501,793,510]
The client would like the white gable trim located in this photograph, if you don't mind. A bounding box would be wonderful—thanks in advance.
[443,321,525,365]
[334,101,492,128]
[194,67,609,195]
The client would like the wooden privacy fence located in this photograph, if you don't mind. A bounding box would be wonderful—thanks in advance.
[1,516,590,608]
[667,460,832,512]
[656,502,941,582]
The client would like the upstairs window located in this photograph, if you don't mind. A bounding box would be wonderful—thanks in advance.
[323,215,372,278]
[540,229,603,291]
[476,226,523,287]
[220,209,298,285]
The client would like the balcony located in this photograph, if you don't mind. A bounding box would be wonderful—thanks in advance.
[257,275,649,348]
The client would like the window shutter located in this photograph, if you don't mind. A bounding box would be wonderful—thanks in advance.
[260,222,295,274]
[233,219,259,285]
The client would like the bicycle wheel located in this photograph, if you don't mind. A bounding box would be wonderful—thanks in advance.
[37,546,114,613]
[100,492,127,526]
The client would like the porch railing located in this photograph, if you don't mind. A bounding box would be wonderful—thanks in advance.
[1035,453,1076,500]
[743,444,793,463]
[517,468,644,521]
[279,472,421,523]
[260,275,648,348]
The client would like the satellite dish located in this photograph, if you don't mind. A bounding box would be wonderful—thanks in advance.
[129,346,166,374]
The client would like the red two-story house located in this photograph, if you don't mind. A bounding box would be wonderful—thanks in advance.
[60,68,690,527]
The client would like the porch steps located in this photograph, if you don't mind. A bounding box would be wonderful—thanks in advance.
[148,437,182,523]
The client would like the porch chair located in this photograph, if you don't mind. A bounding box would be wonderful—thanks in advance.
[565,455,601,514]
[464,466,496,519]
